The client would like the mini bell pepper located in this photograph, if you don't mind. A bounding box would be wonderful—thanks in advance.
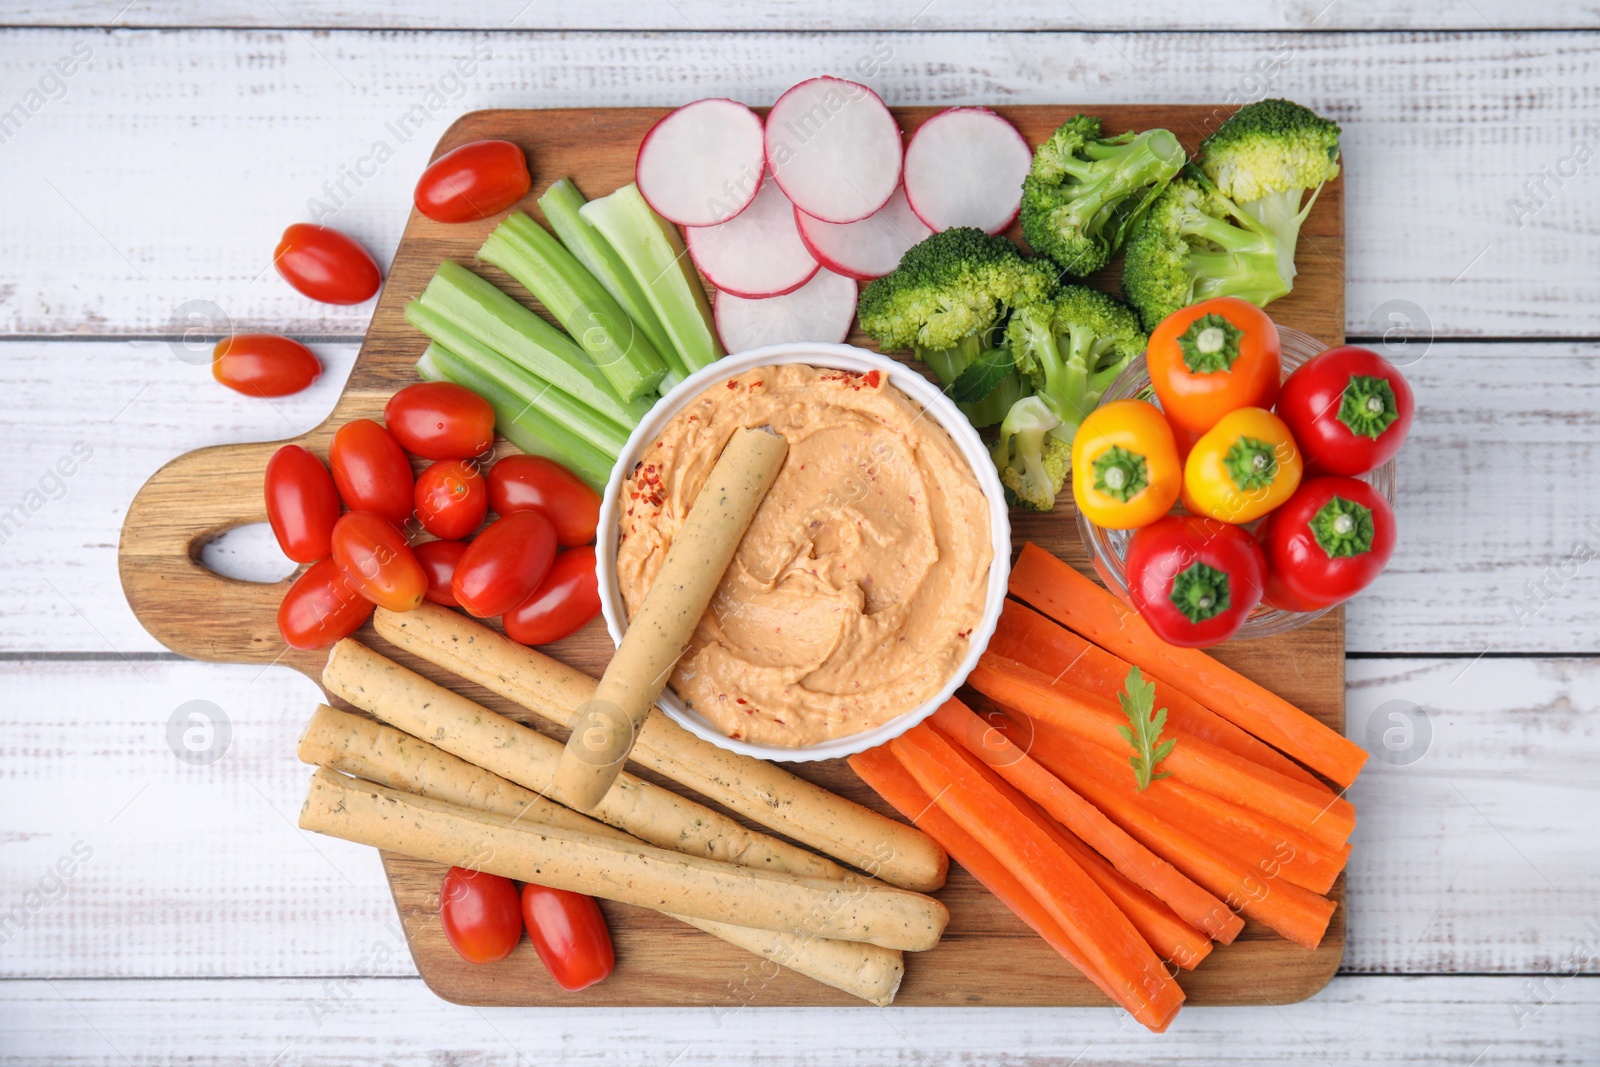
[1257,476,1397,612]
[1071,399,1182,529]
[1125,514,1267,647]
[1276,345,1414,476]
[1182,407,1303,524]
[1146,297,1282,438]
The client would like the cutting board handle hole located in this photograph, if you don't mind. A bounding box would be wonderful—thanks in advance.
[197,523,298,584]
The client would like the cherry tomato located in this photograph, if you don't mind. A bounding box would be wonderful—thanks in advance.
[277,557,375,650]
[440,867,523,965]
[413,539,468,607]
[451,511,557,618]
[487,456,601,547]
[415,459,489,540]
[1146,297,1281,437]
[384,382,496,460]
[520,882,613,991]
[1258,476,1397,613]
[503,547,600,646]
[1125,515,1267,648]
[273,223,382,305]
[330,419,415,527]
[414,140,532,224]
[263,445,340,563]
[330,511,427,612]
[212,334,322,398]
[1276,345,1415,476]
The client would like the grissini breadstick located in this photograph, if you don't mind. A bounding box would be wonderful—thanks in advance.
[322,638,844,880]
[553,426,788,811]
[296,705,905,1005]
[374,603,948,892]
[299,768,948,951]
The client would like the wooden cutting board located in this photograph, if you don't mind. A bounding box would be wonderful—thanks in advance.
[119,104,1346,1008]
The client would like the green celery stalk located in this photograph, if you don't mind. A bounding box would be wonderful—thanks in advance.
[416,343,616,492]
[537,179,687,387]
[579,183,724,375]
[419,259,652,428]
[480,212,669,402]
[406,298,631,458]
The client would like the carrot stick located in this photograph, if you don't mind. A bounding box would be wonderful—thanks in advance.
[992,599,1328,792]
[929,700,1241,944]
[925,722,1215,970]
[998,718,1338,950]
[968,653,1356,849]
[1009,543,1369,788]
[890,725,1184,1032]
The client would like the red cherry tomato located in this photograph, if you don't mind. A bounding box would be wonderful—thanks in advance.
[330,511,427,612]
[384,382,496,460]
[329,419,415,527]
[414,140,532,224]
[440,867,523,965]
[413,539,468,607]
[520,882,613,991]
[503,547,600,646]
[273,223,381,305]
[1258,476,1397,613]
[277,558,375,650]
[1125,515,1267,648]
[212,334,321,398]
[487,456,601,547]
[451,511,557,618]
[415,459,489,540]
[264,445,340,563]
[1276,345,1414,476]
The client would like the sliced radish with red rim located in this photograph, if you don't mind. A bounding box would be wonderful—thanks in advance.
[714,269,858,353]
[636,98,765,226]
[685,176,819,298]
[795,187,933,281]
[764,77,903,225]
[902,107,1031,235]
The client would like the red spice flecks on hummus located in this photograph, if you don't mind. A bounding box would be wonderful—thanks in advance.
[615,364,993,747]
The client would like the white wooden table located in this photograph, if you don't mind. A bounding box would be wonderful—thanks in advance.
[2,6,1597,1063]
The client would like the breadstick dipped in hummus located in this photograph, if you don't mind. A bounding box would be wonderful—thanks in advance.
[373,603,948,892]
[553,425,789,812]
[296,705,906,1005]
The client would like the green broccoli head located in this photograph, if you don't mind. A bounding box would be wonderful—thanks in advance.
[1018,115,1187,278]
[1004,285,1147,442]
[857,227,1057,353]
[1198,98,1342,205]
[991,394,1072,512]
[1120,166,1289,331]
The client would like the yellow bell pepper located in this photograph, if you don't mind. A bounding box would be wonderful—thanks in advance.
[1071,400,1182,529]
[1182,407,1303,524]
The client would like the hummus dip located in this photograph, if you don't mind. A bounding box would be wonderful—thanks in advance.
[615,364,993,747]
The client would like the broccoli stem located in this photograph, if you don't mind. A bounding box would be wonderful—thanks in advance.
[1235,186,1321,288]
[1057,130,1186,237]
[1187,250,1293,307]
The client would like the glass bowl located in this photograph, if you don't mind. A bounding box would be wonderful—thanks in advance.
[1075,325,1397,640]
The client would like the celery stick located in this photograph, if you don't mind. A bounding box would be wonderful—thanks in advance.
[420,260,651,428]
[579,183,724,375]
[406,298,630,458]
[417,343,616,492]
[537,179,687,383]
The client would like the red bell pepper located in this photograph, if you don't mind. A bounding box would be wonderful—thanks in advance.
[1124,515,1267,647]
[1257,476,1396,612]
[1276,345,1414,476]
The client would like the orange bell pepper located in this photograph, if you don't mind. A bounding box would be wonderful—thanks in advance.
[1147,298,1282,437]
[1181,407,1302,523]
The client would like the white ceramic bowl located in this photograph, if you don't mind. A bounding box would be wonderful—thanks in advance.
[595,343,1012,763]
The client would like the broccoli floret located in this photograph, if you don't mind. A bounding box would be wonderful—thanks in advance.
[1197,99,1341,289]
[1004,285,1147,444]
[858,227,1057,426]
[1018,115,1187,278]
[991,395,1072,512]
[1120,165,1290,331]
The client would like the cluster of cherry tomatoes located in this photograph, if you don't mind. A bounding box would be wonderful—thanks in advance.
[1070,297,1414,648]
[267,381,602,651]
[439,866,614,991]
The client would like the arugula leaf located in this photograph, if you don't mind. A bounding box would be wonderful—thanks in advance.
[1115,666,1175,791]
[948,347,1018,404]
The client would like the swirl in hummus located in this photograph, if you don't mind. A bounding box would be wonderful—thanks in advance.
[615,364,993,747]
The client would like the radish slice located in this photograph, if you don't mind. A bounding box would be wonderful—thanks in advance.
[636,98,765,226]
[714,269,857,352]
[902,107,1031,234]
[795,187,933,280]
[765,77,902,225]
[685,176,819,299]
